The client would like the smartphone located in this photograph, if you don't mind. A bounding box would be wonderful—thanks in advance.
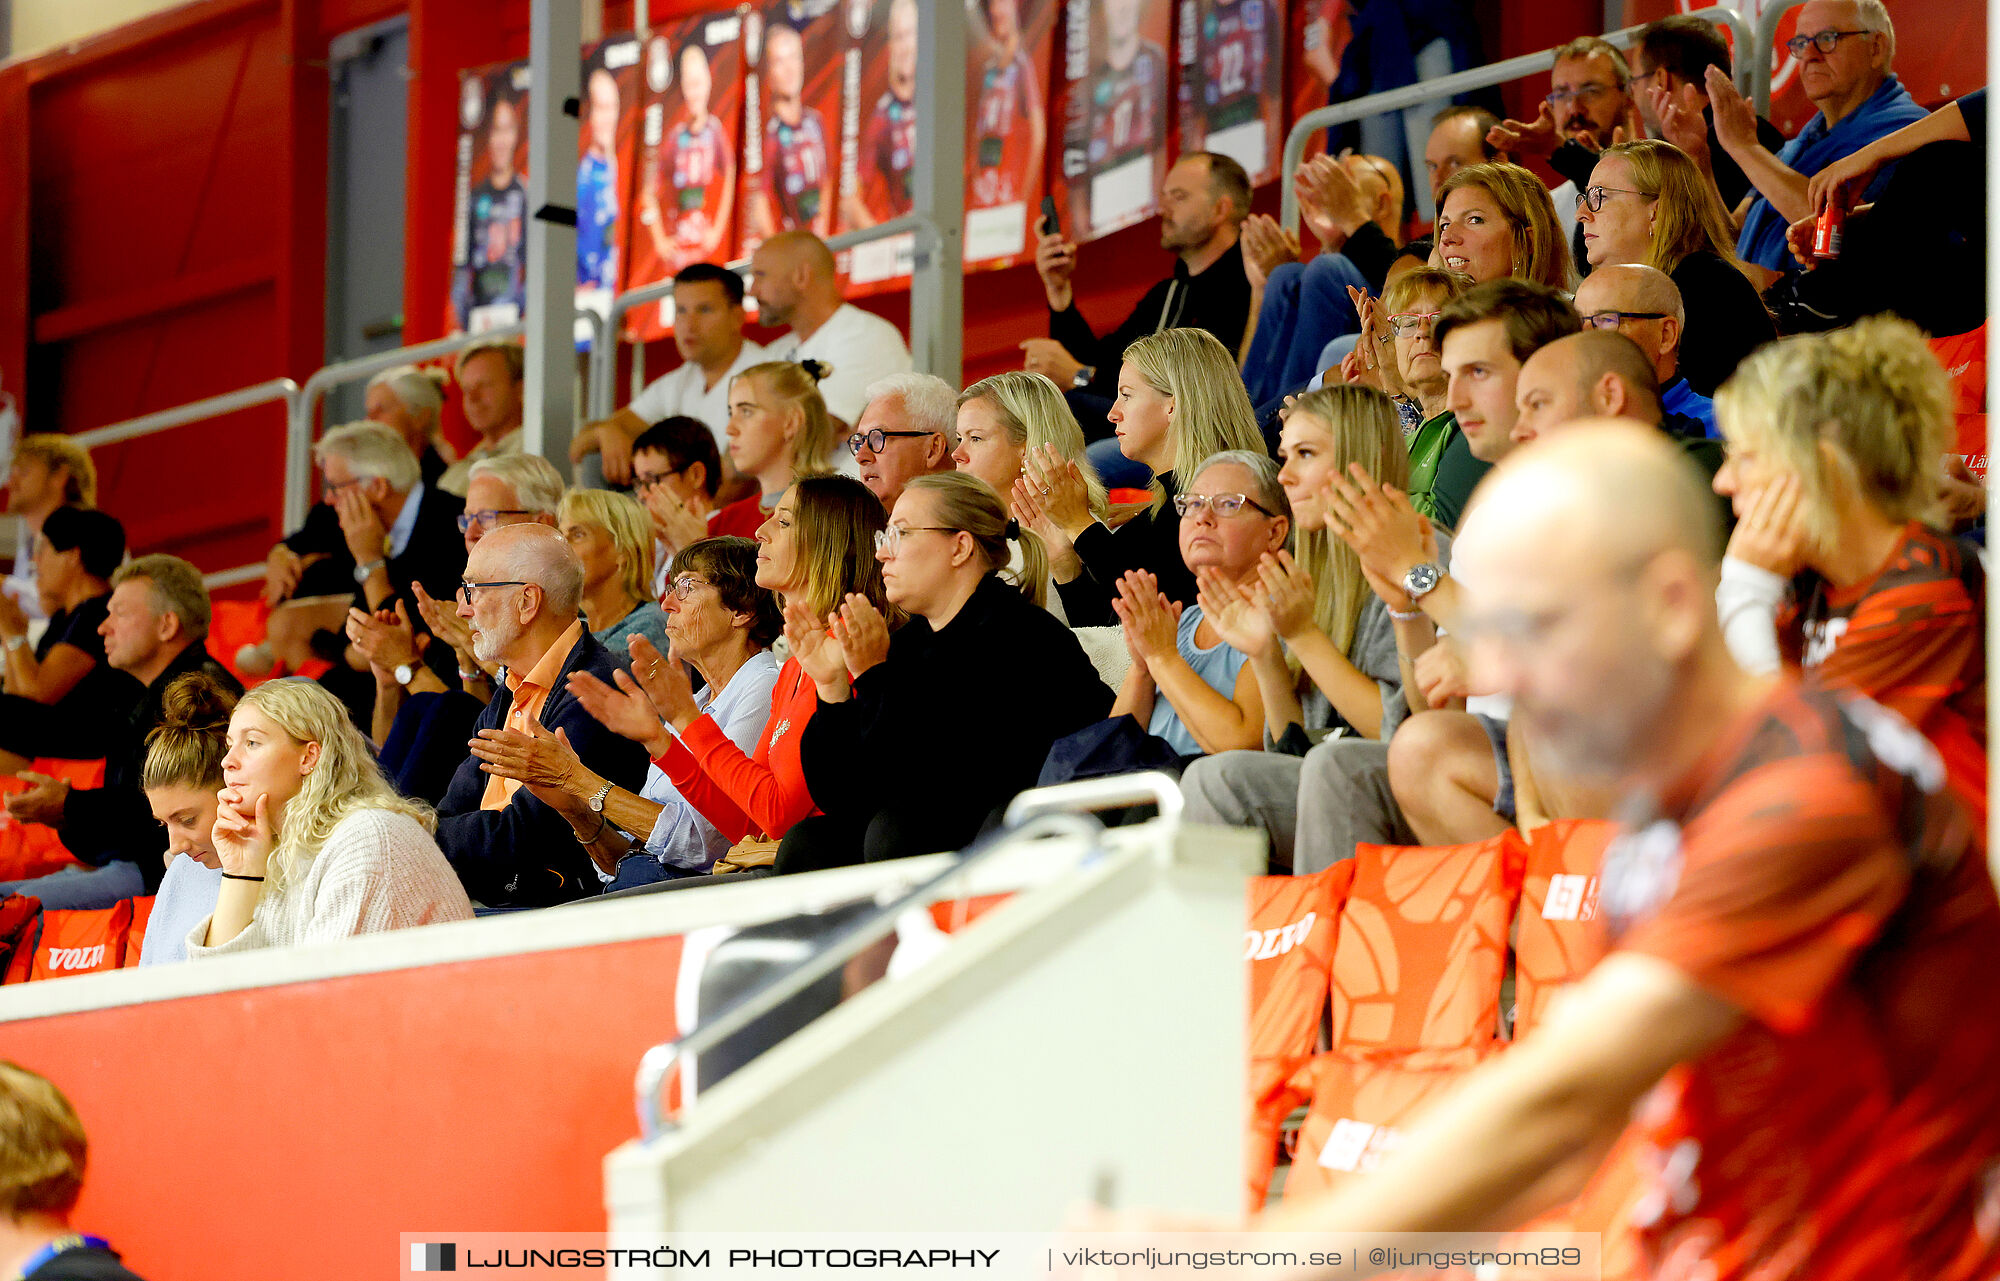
[1040,195,1061,239]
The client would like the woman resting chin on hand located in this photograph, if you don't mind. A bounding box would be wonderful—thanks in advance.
[191,679,472,957]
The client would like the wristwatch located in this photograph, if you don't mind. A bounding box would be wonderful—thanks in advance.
[587,782,612,814]
[1401,562,1444,601]
[3,634,27,653]
[392,662,416,687]
[1071,365,1095,389]
[353,558,386,584]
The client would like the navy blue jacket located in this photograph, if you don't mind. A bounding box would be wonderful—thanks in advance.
[435,624,650,907]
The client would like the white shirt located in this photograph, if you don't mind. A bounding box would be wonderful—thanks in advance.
[764,303,913,431]
[627,338,769,450]
[1550,181,1581,242]
[613,650,783,876]
[3,515,44,621]
[386,482,426,561]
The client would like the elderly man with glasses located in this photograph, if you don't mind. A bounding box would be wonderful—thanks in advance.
[1706,0,1924,279]
[847,372,960,510]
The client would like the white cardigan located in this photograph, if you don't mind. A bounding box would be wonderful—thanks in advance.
[186,807,473,957]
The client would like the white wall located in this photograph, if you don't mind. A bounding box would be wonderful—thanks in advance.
[12,0,189,61]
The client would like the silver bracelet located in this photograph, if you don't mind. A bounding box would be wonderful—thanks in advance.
[1387,606,1425,622]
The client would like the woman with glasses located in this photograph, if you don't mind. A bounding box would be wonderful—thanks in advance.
[556,489,672,664]
[468,537,783,885]
[776,472,1111,870]
[1349,265,1477,530]
[1432,161,1575,291]
[1576,139,1776,396]
[1112,451,1293,758]
[709,360,839,540]
[951,371,1107,620]
[1017,328,1265,626]
[567,476,889,873]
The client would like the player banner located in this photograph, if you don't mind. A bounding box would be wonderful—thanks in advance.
[1177,0,1284,185]
[741,0,847,259]
[450,60,532,334]
[963,0,1056,271]
[625,10,748,343]
[576,34,644,349]
[1053,0,1172,244]
[836,0,921,291]
[1285,0,1344,169]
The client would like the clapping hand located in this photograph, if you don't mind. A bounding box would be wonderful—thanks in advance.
[1022,443,1093,537]
[1111,570,1182,668]
[830,593,891,678]
[1321,464,1429,590]
[567,663,673,757]
[1239,215,1302,289]
[1488,101,1559,158]
[1294,154,1369,250]
[784,598,850,694]
[623,633,702,731]
[642,483,708,555]
[1253,551,1320,641]
[1195,566,1275,659]
[346,600,423,678]
[468,720,590,807]
[1704,65,1760,158]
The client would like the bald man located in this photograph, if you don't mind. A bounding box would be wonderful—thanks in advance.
[747,230,913,437]
[434,523,650,906]
[1573,263,1717,437]
[1252,426,2000,1278]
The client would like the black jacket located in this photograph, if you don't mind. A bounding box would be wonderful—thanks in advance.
[1056,472,1192,626]
[1670,250,1777,397]
[58,641,244,893]
[284,446,453,598]
[1051,242,1253,399]
[435,624,650,907]
[358,481,467,619]
[800,576,1112,837]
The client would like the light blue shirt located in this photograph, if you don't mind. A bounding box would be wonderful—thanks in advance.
[139,858,224,967]
[1146,604,1248,758]
[597,649,783,878]
[386,481,426,560]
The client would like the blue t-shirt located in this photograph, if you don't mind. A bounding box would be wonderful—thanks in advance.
[140,858,224,967]
[576,150,619,292]
[1146,604,1248,757]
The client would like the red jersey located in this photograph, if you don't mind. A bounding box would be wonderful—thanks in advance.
[1086,42,1167,168]
[1195,0,1270,133]
[1930,323,1988,476]
[657,655,821,841]
[1779,520,1986,817]
[1602,681,2000,1280]
[706,494,767,541]
[659,113,732,255]
[859,90,917,223]
[762,107,830,230]
[971,48,1041,209]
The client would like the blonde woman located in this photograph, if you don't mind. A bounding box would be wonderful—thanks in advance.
[952,371,1107,618]
[1016,327,1265,625]
[1712,316,1984,817]
[189,679,471,956]
[1199,385,1431,746]
[710,359,840,539]
[557,488,671,661]
[1578,140,1776,395]
[1432,161,1576,291]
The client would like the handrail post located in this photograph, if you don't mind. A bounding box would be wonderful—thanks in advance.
[1752,0,1809,119]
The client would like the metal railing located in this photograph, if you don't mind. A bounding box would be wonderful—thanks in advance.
[631,771,1183,1139]
[1279,5,1757,235]
[1751,0,1810,122]
[586,213,942,423]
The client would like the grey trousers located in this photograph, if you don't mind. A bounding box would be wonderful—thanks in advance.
[1181,737,1416,875]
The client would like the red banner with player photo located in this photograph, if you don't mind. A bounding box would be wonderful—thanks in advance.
[963,0,1057,272]
[739,1,847,264]
[623,11,749,343]
[1284,0,1345,169]
[835,0,921,294]
[1177,0,1286,187]
[1052,0,1173,244]
[575,35,645,351]
[449,60,533,334]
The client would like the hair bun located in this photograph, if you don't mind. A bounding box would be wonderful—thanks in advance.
[1003,518,1022,540]
[797,358,832,385]
[157,671,237,734]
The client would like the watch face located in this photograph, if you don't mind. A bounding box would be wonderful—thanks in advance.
[1404,563,1441,596]
[394,664,414,686]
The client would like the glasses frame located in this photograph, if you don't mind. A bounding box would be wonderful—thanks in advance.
[321,474,367,500]
[1785,29,1873,57]
[456,508,537,534]
[1387,310,1443,337]
[1580,185,1655,214]
[456,579,529,604]
[1544,82,1615,109]
[846,428,936,457]
[632,464,687,491]
[1582,310,1671,330]
[1173,492,1277,519]
[665,574,709,601]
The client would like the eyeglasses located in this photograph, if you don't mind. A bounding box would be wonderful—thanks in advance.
[456,579,528,604]
[846,428,935,457]
[456,508,536,533]
[1580,185,1654,213]
[1545,82,1615,108]
[632,467,683,491]
[1387,310,1442,337]
[1582,310,1671,329]
[665,574,708,601]
[321,475,365,500]
[1786,29,1872,57]
[1628,65,1665,89]
[872,525,957,557]
[1173,492,1276,519]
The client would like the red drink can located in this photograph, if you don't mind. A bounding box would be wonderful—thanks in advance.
[1813,203,1845,259]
